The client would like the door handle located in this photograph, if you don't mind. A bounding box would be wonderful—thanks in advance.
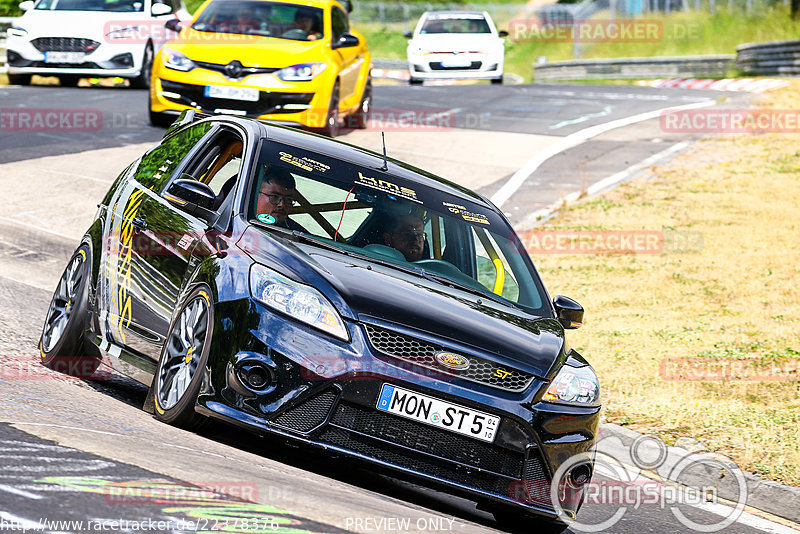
[132,217,147,232]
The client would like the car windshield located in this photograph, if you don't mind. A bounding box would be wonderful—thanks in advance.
[191,0,324,41]
[34,0,144,11]
[420,14,491,34]
[249,142,548,313]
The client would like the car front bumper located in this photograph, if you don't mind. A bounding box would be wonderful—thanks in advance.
[5,37,146,78]
[197,298,600,520]
[150,67,335,129]
[407,52,503,80]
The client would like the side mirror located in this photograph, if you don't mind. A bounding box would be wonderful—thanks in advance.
[19,0,34,11]
[498,30,509,37]
[151,3,172,16]
[332,33,359,49]
[165,18,182,33]
[553,295,583,330]
[165,176,218,224]
[403,31,413,39]
[342,0,353,13]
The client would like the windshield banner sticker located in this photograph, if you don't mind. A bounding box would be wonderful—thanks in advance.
[279,151,330,173]
[357,172,421,204]
[443,201,490,225]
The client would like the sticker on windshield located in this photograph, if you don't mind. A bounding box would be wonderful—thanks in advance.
[258,214,276,224]
[279,151,330,173]
[357,171,420,203]
[443,201,490,225]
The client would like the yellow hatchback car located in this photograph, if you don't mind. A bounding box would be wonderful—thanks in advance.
[149,0,371,136]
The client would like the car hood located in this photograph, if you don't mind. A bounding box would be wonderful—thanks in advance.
[410,33,501,51]
[16,10,160,39]
[171,29,325,67]
[238,227,563,379]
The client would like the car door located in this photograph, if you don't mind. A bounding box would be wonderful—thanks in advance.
[99,121,215,361]
[330,6,362,104]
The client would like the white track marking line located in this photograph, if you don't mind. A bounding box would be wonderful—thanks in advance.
[490,99,715,207]
[518,141,690,228]
[0,483,43,499]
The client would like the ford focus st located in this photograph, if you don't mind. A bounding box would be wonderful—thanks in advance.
[40,111,600,531]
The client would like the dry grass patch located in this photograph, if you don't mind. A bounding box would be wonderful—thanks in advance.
[529,82,800,485]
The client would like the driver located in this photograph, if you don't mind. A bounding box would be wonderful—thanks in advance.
[382,213,426,262]
[256,167,305,231]
[292,8,322,40]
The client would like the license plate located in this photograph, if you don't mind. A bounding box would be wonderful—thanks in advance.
[204,85,259,102]
[44,52,85,64]
[376,384,499,443]
[441,55,471,68]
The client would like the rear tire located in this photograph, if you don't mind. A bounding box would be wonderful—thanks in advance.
[7,73,32,86]
[39,245,100,377]
[130,44,153,89]
[152,286,214,430]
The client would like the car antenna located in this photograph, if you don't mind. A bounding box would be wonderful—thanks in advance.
[380,131,388,171]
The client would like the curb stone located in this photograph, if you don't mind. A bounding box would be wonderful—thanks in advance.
[597,423,800,523]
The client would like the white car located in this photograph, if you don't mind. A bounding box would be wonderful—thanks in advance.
[405,11,507,85]
[5,0,190,87]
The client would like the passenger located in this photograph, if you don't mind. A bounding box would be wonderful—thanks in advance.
[382,213,426,262]
[256,167,305,231]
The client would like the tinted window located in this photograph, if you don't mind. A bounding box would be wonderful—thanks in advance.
[421,15,491,34]
[192,1,324,41]
[331,7,348,40]
[35,0,145,12]
[134,122,213,191]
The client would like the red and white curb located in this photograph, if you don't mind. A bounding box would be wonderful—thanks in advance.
[638,78,790,93]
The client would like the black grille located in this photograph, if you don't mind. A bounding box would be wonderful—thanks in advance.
[364,324,534,392]
[194,60,279,79]
[28,61,101,69]
[160,79,313,117]
[32,37,100,53]
[272,389,337,433]
[429,61,482,71]
[331,402,524,478]
[320,427,516,497]
[521,454,552,506]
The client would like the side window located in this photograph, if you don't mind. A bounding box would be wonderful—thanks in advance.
[179,130,245,209]
[133,122,213,191]
[472,227,519,300]
[331,7,348,40]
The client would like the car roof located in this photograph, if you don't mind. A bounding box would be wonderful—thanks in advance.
[221,0,344,10]
[422,11,489,18]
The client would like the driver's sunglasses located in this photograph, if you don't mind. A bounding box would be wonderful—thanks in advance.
[393,230,425,241]
[260,192,296,206]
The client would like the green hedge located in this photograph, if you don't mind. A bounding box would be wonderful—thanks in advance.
[0,0,22,17]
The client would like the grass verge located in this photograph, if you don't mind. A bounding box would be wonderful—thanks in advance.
[529,81,800,485]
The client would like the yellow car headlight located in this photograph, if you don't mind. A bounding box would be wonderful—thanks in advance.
[275,63,327,82]
[162,48,195,72]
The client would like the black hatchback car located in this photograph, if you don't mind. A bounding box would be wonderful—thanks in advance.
[40,111,600,531]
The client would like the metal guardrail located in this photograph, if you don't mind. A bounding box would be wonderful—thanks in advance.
[533,55,734,82]
[736,39,800,76]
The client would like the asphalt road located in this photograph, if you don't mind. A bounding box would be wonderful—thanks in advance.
[1,81,793,534]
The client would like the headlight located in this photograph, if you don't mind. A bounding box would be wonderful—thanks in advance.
[162,48,195,72]
[542,365,600,406]
[105,26,139,39]
[249,264,348,341]
[275,63,326,82]
[7,26,28,37]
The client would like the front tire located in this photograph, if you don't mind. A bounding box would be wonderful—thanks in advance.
[409,78,423,85]
[130,44,153,89]
[149,108,174,128]
[491,76,504,85]
[153,286,214,430]
[7,73,32,86]
[40,245,99,377]
[346,78,371,129]
[322,80,340,137]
